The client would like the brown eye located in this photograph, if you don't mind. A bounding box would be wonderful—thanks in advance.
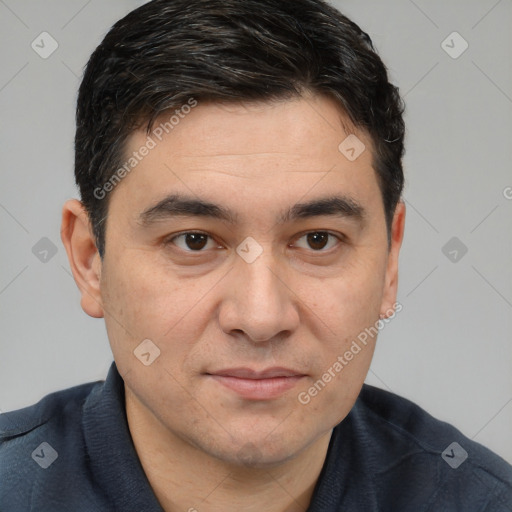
[170,232,214,251]
[294,231,340,251]
[307,232,329,250]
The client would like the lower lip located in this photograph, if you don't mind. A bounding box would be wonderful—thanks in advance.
[209,375,304,400]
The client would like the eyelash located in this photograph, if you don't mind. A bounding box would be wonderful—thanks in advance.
[164,230,344,253]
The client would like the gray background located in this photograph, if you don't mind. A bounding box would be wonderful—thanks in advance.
[1,0,511,464]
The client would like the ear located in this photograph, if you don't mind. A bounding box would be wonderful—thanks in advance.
[380,201,406,317]
[60,199,104,318]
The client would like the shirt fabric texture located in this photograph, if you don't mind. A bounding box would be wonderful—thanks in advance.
[1,361,511,511]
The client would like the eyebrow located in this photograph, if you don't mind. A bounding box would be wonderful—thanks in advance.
[137,193,365,227]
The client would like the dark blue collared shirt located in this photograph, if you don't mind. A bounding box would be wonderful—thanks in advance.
[1,362,511,511]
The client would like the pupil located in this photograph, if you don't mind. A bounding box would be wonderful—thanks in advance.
[307,232,328,250]
[186,233,207,250]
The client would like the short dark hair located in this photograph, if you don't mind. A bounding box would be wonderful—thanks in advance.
[75,0,405,258]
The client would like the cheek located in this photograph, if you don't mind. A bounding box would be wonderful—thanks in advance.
[100,254,169,351]
[297,254,385,392]
[308,257,386,334]
[297,280,380,427]
[300,349,374,429]
[100,252,218,367]
[103,252,184,324]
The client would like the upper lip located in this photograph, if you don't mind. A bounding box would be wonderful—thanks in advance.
[207,367,305,379]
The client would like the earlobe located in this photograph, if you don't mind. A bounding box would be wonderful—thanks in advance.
[380,201,406,318]
[60,199,105,318]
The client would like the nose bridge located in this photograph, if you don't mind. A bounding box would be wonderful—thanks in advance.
[221,242,297,341]
[241,250,281,304]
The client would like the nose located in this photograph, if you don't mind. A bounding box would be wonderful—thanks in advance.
[218,248,300,344]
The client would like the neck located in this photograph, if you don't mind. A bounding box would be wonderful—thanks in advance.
[125,387,332,512]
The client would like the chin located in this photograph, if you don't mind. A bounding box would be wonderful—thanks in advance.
[197,429,314,469]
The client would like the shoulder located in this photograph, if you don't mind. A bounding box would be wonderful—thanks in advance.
[0,380,101,439]
[0,380,104,510]
[352,384,512,510]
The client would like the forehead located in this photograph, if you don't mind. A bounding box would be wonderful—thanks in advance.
[109,95,380,221]
[141,95,364,160]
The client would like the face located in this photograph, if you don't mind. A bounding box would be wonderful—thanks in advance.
[70,94,404,467]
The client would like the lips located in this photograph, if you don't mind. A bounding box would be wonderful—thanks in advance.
[206,367,306,400]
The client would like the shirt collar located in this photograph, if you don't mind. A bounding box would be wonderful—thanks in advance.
[82,361,164,511]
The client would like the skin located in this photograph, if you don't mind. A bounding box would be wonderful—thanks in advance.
[61,93,405,512]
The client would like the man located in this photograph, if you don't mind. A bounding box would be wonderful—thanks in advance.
[1,0,511,510]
